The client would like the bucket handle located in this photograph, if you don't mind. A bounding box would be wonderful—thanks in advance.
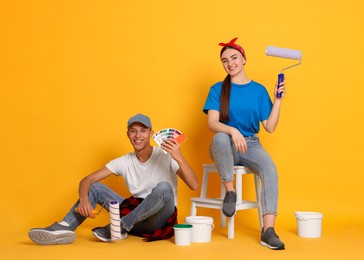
[200,223,215,229]
[188,222,215,229]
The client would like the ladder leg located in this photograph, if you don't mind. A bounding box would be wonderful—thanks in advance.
[228,216,234,239]
[190,201,197,216]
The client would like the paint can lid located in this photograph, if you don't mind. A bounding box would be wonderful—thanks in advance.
[173,224,193,229]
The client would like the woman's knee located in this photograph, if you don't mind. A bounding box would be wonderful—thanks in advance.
[213,132,230,146]
[210,132,231,159]
[260,164,278,182]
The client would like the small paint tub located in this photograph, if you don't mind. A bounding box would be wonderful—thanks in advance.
[295,211,323,238]
[173,224,193,246]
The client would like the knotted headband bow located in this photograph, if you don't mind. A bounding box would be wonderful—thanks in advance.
[218,37,246,61]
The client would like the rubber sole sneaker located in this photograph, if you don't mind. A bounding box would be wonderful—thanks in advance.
[28,222,76,246]
[260,227,285,250]
[92,224,128,242]
[222,191,237,217]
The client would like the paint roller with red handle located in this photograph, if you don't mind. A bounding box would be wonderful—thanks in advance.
[265,46,302,98]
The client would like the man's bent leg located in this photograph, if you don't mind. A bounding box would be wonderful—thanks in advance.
[121,181,175,234]
[63,182,125,230]
[29,182,124,245]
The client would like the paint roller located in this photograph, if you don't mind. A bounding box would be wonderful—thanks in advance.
[266,46,302,98]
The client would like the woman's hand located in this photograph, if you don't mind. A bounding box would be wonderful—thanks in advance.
[230,128,247,154]
[275,80,286,100]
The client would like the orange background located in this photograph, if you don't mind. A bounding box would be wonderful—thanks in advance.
[1,0,364,259]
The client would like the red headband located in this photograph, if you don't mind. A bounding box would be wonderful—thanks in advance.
[218,37,246,60]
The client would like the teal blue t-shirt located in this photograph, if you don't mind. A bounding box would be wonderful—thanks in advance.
[203,80,272,137]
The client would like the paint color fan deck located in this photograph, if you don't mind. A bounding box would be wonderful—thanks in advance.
[152,128,187,153]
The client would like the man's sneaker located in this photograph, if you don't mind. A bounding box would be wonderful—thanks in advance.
[222,191,237,217]
[92,224,128,242]
[260,227,285,250]
[28,222,76,245]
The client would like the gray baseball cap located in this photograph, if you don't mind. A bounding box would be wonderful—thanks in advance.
[127,113,152,128]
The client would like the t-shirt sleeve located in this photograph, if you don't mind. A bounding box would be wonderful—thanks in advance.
[203,84,221,114]
[105,155,127,176]
[260,88,273,121]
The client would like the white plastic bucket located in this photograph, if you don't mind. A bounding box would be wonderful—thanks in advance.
[173,224,192,246]
[295,211,323,238]
[185,216,214,242]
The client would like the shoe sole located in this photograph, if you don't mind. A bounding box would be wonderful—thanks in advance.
[222,209,236,217]
[28,230,76,245]
[92,231,128,242]
[260,241,285,250]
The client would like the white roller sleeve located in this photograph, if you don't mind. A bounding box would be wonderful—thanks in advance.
[266,46,302,60]
[109,201,121,240]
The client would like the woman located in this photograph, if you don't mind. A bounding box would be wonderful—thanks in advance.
[203,37,285,250]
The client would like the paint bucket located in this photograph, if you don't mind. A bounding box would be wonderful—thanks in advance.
[173,224,193,246]
[295,211,323,238]
[185,216,214,242]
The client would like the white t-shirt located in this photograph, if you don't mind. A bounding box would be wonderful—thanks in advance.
[105,146,179,205]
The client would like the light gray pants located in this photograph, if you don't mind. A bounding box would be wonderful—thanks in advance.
[209,132,278,215]
[63,181,175,233]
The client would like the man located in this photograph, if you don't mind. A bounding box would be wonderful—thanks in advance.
[28,113,199,245]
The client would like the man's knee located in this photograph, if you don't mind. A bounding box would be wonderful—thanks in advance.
[150,182,174,203]
[89,182,106,193]
[153,181,173,194]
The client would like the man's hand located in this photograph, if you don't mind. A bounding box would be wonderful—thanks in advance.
[75,201,96,218]
[161,138,183,162]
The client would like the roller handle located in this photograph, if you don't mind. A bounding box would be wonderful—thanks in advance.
[75,207,97,217]
[277,73,284,98]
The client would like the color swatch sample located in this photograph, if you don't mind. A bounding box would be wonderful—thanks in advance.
[152,128,187,153]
